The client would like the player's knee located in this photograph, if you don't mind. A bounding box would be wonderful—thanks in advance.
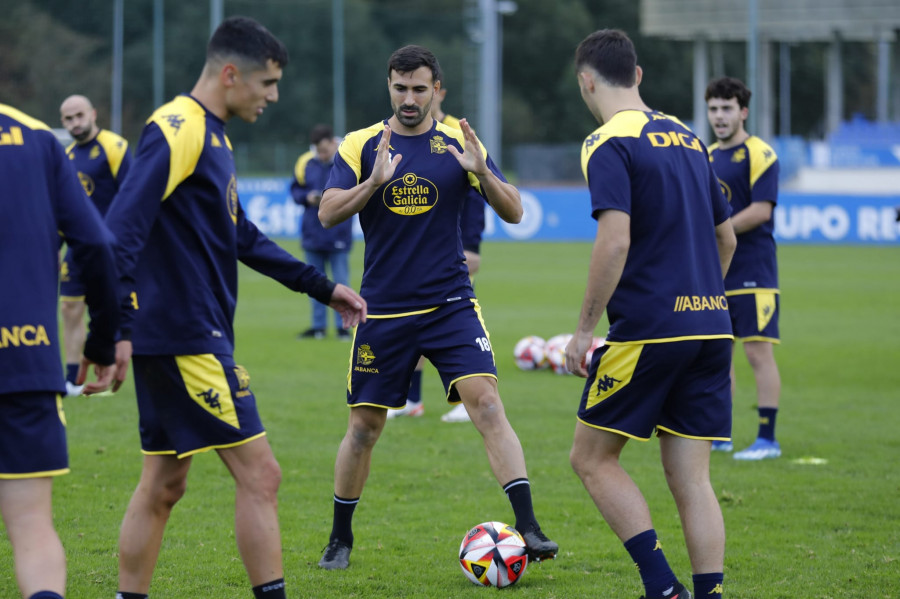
[155,475,188,509]
[249,456,282,500]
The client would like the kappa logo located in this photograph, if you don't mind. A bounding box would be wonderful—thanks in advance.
[595,374,622,393]
[731,147,747,163]
[197,388,222,413]
[429,134,448,154]
[583,132,605,153]
[708,584,724,595]
[89,145,101,159]
[163,113,185,134]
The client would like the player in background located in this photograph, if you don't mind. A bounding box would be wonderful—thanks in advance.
[291,124,353,341]
[1,103,119,599]
[316,44,557,571]
[58,94,132,397]
[387,80,486,423]
[565,30,736,599]
[705,76,783,461]
[104,17,366,599]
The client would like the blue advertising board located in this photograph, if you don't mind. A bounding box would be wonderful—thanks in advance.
[238,178,900,245]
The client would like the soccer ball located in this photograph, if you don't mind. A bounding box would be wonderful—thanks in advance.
[458,521,529,588]
[545,333,573,375]
[585,336,606,366]
[513,336,548,371]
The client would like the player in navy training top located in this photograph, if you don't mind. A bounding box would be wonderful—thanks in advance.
[58,94,132,396]
[0,103,119,599]
[104,17,365,599]
[291,124,353,340]
[565,30,737,599]
[706,76,784,461]
[316,45,557,571]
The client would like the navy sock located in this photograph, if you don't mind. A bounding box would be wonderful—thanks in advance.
[623,529,677,599]
[502,478,538,533]
[115,593,147,599]
[693,572,724,597]
[330,494,359,546]
[252,578,286,599]
[65,363,79,384]
[407,369,422,404]
[757,407,778,441]
[29,592,63,599]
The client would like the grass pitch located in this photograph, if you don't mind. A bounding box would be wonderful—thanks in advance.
[1,242,898,598]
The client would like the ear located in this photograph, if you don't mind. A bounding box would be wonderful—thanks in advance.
[634,65,643,86]
[578,70,594,93]
[740,106,749,121]
[221,63,239,88]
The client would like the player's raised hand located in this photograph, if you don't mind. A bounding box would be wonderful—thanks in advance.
[448,118,489,177]
[371,124,402,187]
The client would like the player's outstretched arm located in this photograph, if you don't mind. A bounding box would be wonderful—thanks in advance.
[448,118,522,224]
[319,124,401,227]
[328,284,368,330]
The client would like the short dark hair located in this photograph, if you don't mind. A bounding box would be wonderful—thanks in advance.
[705,76,751,109]
[574,29,637,87]
[310,124,333,145]
[387,45,442,84]
[207,16,289,69]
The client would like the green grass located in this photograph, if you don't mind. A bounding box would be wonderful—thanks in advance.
[2,243,899,598]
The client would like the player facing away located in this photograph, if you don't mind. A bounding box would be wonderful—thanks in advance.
[0,103,120,599]
[387,78,486,424]
[706,76,783,461]
[316,44,558,570]
[104,17,366,599]
[58,94,132,397]
[564,30,737,599]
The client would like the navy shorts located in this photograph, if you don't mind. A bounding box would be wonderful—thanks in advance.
[577,338,732,441]
[347,299,497,410]
[726,290,780,342]
[132,354,265,458]
[0,392,69,478]
[59,250,85,300]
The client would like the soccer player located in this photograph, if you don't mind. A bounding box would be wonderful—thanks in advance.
[706,76,783,461]
[104,17,366,599]
[1,103,119,599]
[58,94,132,397]
[387,81,487,424]
[291,124,354,341]
[565,30,736,599]
[316,44,557,570]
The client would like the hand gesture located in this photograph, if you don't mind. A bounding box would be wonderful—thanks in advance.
[76,339,131,395]
[565,331,592,378]
[329,284,368,330]
[447,118,488,177]
[370,124,403,187]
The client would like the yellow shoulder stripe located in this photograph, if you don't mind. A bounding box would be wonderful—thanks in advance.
[293,150,314,185]
[581,110,649,180]
[147,96,206,201]
[95,129,130,179]
[0,103,51,132]
[337,122,384,184]
[745,136,778,188]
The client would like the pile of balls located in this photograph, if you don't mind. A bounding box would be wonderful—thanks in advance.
[513,334,605,375]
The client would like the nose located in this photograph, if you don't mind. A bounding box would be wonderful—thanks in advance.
[268,85,279,103]
[403,89,416,105]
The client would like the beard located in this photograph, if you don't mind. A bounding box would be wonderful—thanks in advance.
[393,98,433,128]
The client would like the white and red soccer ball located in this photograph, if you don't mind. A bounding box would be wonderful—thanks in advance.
[458,521,529,588]
[513,336,548,371]
[544,334,573,374]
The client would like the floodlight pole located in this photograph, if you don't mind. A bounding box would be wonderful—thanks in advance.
[333,0,346,136]
[111,0,123,134]
[746,0,758,136]
[153,0,164,108]
[210,0,223,34]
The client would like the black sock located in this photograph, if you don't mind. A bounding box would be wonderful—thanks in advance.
[624,529,677,599]
[407,369,422,404]
[115,593,148,599]
[29,592,63,599]
[330,494,359,546]
[65,363,79,384]
[693,572,724,597]
[252,578,286,599]
[757,407,778,441]
[502,478,538,533]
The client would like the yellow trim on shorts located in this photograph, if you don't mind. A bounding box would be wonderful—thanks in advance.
[725,288,779,297]
[738,335,781,344]
[141,449,178,456]
[366,306,440,318]
[0,468,70,479]
[60,295,86,302]
[576,417,650,441]
[176,431,268,459]
[604,334,734,345]
[656,425,730,442]
[445,373,498,404]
